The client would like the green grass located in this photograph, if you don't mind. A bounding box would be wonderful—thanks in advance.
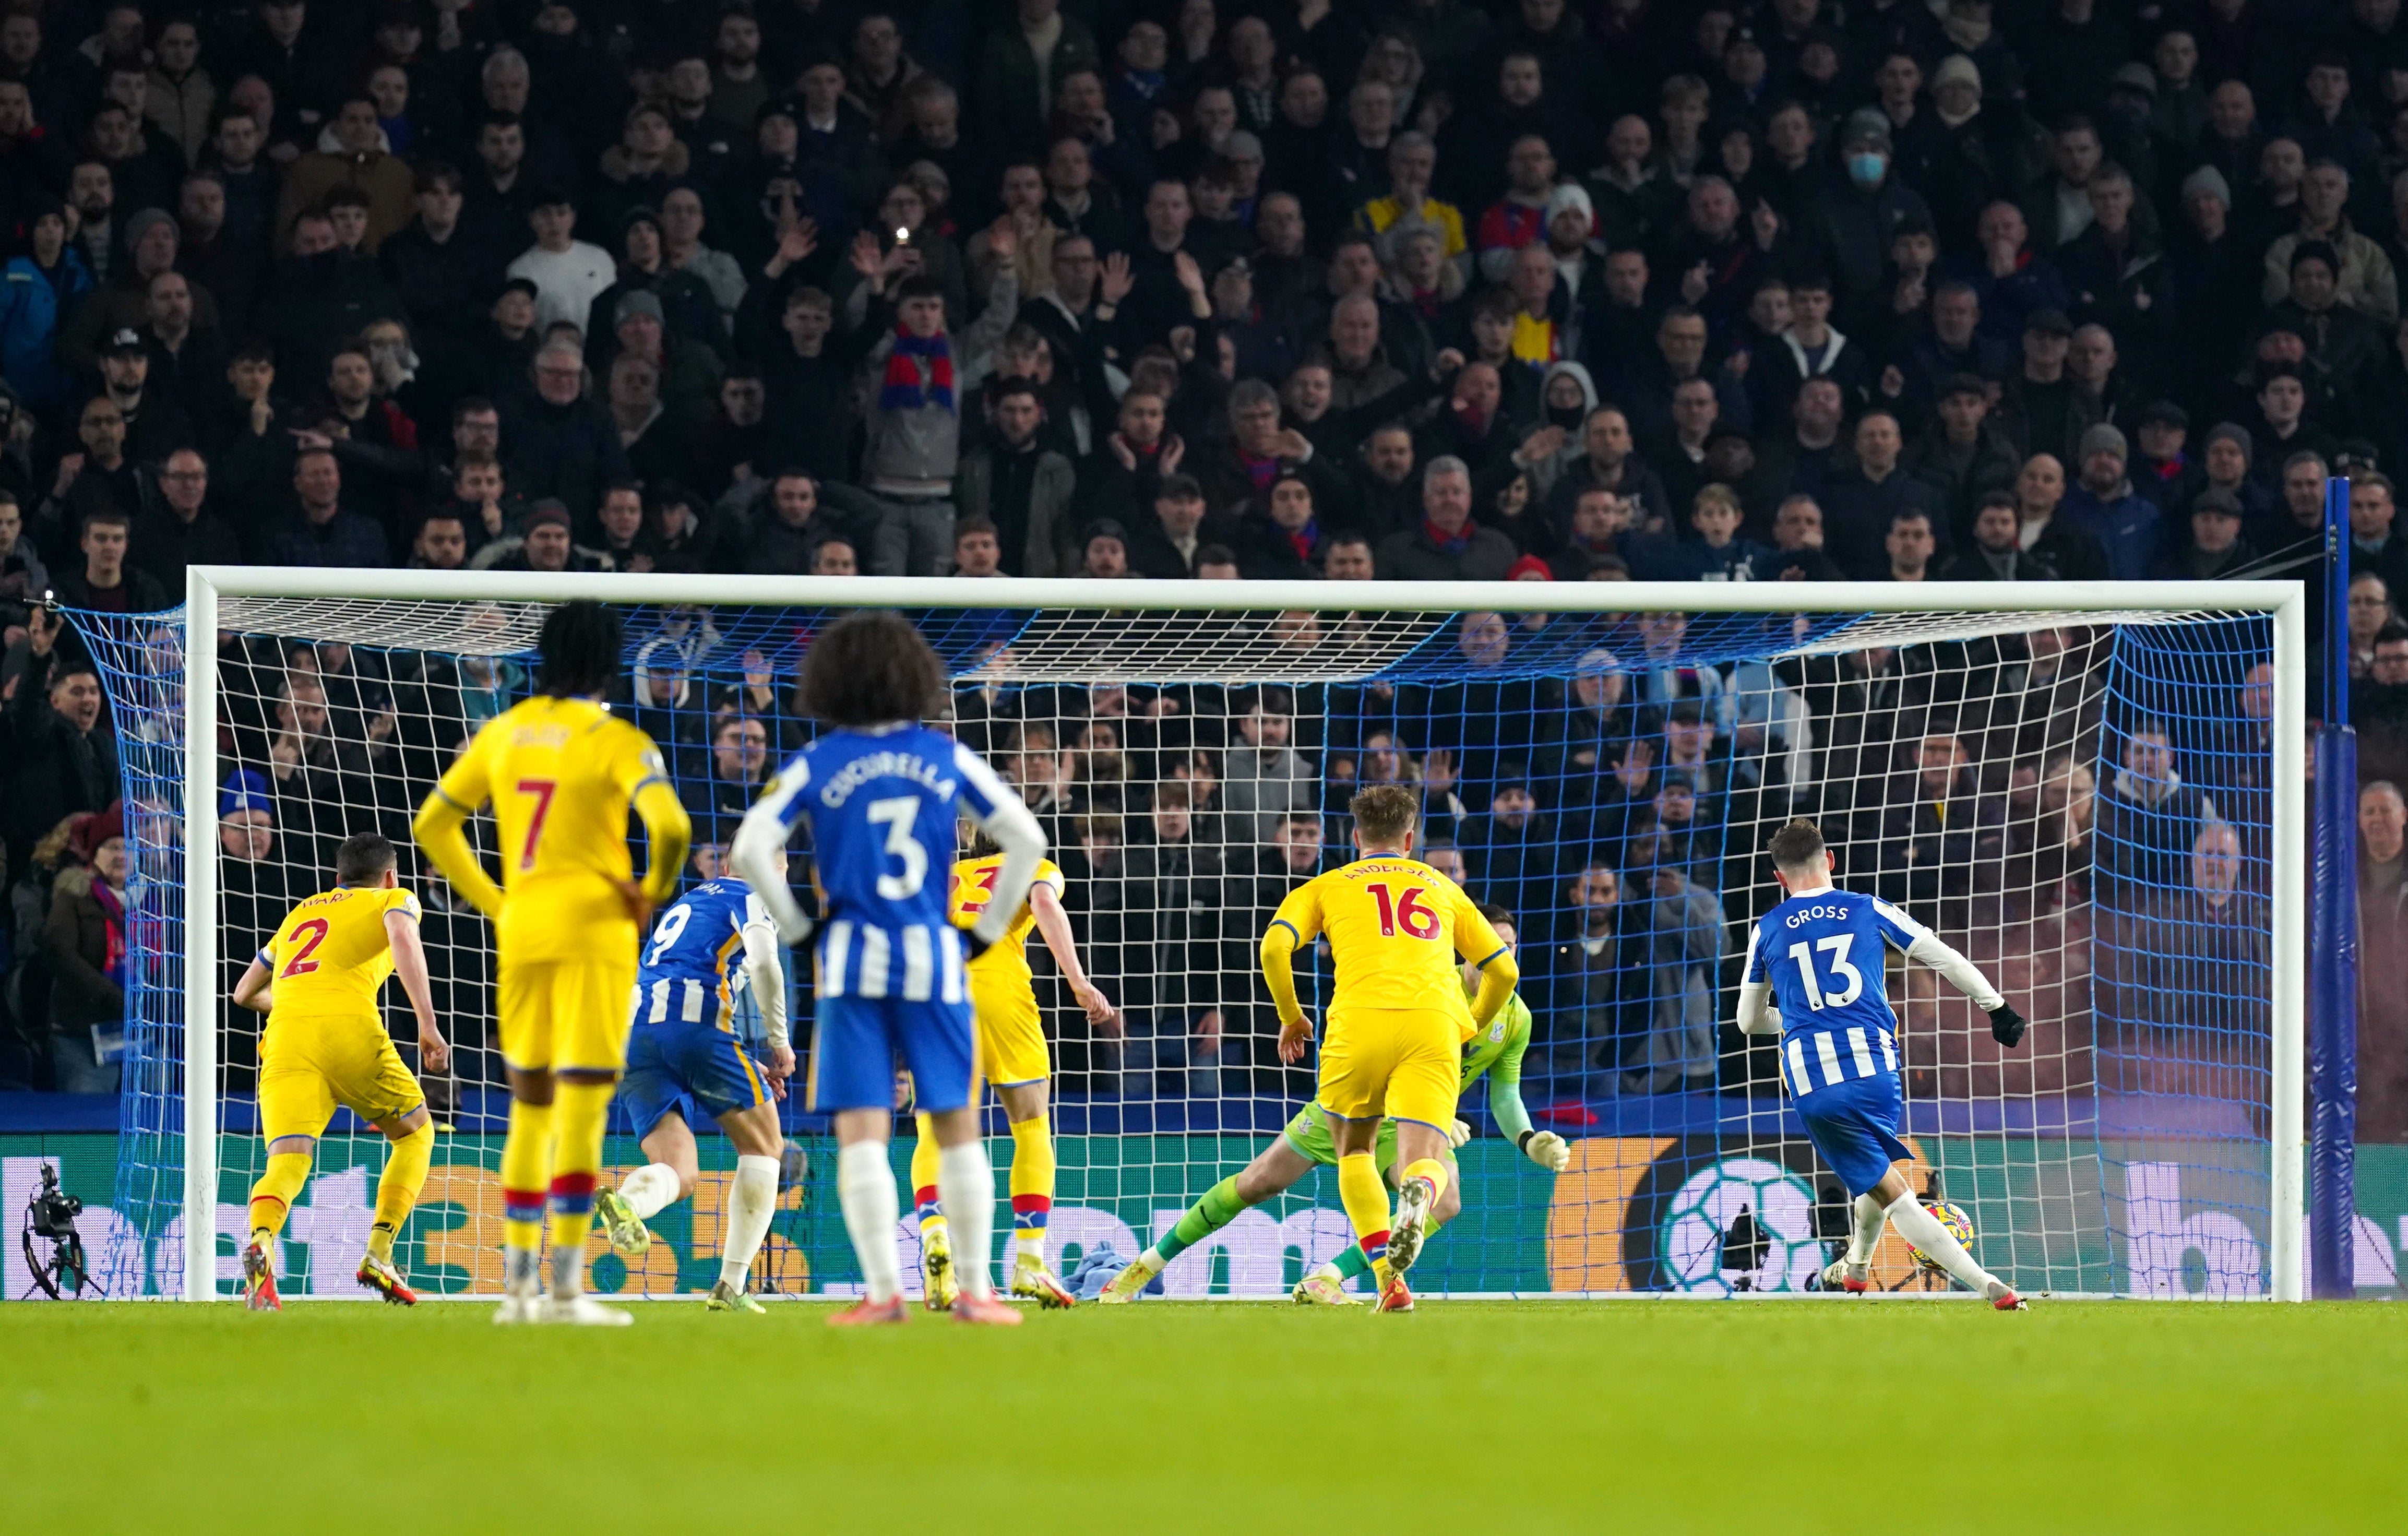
[5,1299,2401,1533]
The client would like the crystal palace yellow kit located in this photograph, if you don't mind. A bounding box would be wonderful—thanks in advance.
[948,852,1067,1088]
[425,696,688,1074]
[255,885,425,1141]
[1268,858,1508,1130]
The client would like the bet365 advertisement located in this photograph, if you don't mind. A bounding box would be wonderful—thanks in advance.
[6,1133,2402,1300]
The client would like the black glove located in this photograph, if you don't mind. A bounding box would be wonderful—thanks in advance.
[1989,1003,2027,1049]
[958,924,996,963]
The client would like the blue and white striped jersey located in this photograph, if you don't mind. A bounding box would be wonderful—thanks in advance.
[750,724,1015,1003]
[1743,887,1928,1098]
[634,878,768,1031]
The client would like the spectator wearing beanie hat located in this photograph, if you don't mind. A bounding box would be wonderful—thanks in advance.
[2129,400,2200,511]
[2059,421,2163,579]
[2155,486,2257,579]
[2198,421,2275,525]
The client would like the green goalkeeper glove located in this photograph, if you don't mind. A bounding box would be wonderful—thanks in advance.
[1448,1118,1473,1148]
[1518,1129,1570,1172]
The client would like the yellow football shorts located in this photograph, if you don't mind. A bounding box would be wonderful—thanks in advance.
[971,972,1050,1089]
[498,958,638,1075]
[1315,1006,1461,1130]
[258,1011,424,1142]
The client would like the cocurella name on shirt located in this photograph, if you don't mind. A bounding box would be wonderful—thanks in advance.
[817,753,956,808]
[1783,902,1852,928]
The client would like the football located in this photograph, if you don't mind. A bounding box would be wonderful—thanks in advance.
[1910,1202,1978,1274]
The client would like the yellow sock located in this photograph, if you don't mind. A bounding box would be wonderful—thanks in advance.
[1402,1156,1450,1207]
[1007,1113,1055,1263]
[909,1112,945,1239]
[499,1097,554,1261]
[1337,1151,1392,1266]
[367,1121,434,1265]
[246,1151,311,1243]
[544,1082,613,1295]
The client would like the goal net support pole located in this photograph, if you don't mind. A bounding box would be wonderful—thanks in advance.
[148,569,2304,1301]
[2309,477,2357,1300]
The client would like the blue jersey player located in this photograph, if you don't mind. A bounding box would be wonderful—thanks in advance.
[731,612,1046,1327]
[1737,818,2032,1309]
[593,853,792,1314]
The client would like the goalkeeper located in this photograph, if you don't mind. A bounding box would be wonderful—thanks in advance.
[1100,903,1567,1305]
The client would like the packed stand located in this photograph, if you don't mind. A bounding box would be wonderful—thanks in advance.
[0,0,2389,1126]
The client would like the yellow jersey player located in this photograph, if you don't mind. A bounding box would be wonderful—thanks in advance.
[1101,902,1567,1306]
[412,601,690,1326]
[1261,782,1516,1313]
[234,834,449,1310]
[909,831,1115,1311]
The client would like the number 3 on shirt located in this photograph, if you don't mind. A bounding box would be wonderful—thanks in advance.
[1366,882,1440,940]
[866,796,928,899]
[1786,935,1864,1010]
[514,777,557,871]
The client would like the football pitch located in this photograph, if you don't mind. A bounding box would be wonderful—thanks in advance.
[6,1300,2399,1533]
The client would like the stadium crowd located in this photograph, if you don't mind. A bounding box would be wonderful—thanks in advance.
[0,0,2399,1133]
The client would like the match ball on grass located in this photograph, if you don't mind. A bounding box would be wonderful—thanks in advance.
[1909,1201,1975,1273]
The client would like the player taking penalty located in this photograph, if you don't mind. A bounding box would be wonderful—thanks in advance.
[1103,901,1565,1305]
[1258,783,1516,1313]
[732,611,1050,1326]
[235,835,449,1309]
[414,602,690,1325]
[1737,818,2030,1308]
[911,831,1115,1311]
[594,855,794,1313]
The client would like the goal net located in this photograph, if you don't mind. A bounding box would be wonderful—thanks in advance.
[73,574,2302,1301]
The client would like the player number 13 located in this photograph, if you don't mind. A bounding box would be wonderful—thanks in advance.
[1786,935,1863,1010]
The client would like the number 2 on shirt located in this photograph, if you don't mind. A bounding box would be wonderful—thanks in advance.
[280,918,330,978]
[1366,882,1440,940]
[514,777,557,871]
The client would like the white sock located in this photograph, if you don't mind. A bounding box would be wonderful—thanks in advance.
[1311,1258,1344,1283]
[1845,1194,1888,1267]
[936,1140,996,1300]
[621,1162,682,1221]
[1136,1245,1167,1273]
[1885,1192,1998,1294]
[503,1245,541,1298]
[547,1240,582,1301]
[719,1154,780,1292]
[837,1141,902,1304]
[1014,1226,1045,1265]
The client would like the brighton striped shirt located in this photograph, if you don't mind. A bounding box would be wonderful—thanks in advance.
[814,918,966,1005]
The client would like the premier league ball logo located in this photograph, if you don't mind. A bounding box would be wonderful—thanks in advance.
[1656,1156,1824,1294]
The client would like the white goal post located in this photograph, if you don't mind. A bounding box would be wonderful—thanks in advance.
[168,568,2305,1303]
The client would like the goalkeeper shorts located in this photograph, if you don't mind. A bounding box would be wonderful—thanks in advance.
[1280,1102,1400,1173]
